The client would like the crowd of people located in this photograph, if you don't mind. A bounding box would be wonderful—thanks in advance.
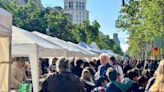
[10,53,164,92]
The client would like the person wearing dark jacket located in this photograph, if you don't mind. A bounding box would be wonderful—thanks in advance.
[106,68,122,92]
[123,61,132,75]
[137,76,148,92]
[93,76,108,92]
[126,70,139,92]
[71,59,84,77]
[40,58,86,92]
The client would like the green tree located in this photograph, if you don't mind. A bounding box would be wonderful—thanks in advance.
[0,0,123,55]
[44,8,73,41]
[116,0,164,57]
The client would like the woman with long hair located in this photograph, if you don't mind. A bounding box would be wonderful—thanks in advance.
[80,68,95,92]
[149,60,164,92]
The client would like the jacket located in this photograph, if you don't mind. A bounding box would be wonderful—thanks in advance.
[106,82,122,92]
[40,71,86,92]
[71,66,83,77]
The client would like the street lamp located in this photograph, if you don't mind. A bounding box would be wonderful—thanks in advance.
[122,0,125,6]
[122,0,134,6]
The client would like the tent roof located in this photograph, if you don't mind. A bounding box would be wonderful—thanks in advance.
[90,41,100,50]
[0,8,12,37]
[79,41,102,54]
[12,26,61,49]
[33,31,87,53]
[67,41,97,56]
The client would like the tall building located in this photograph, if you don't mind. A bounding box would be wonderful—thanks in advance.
[8,0,42,8]
[113,33,120,46]
[64,0,89,24]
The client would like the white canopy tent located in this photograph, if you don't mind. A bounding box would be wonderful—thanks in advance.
[12,26,66,92]
[33,31,89,58]
[0,8,12,92]
[90,41,100,50]
[67,41,98,58]
[79,42,102,55]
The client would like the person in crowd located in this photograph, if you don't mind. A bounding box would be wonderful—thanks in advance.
[40,57,86,92]
[125,70,139,92]
[83,61,90,68]
[95,59,101,72]
[70,57,75,70]
[25,61,31,79]
[149,60,164,92]
[123,61,132,76]
[142,69,151,79]
[148,60,156,77]
[93,76,108,92]
[71,59,84,77]
[137,60,145,75]
[49,57,58,73]
[106,68,122,92]
[83,61,96,81]
[138,76,148,92]
[11,57,27,89]
[129,59,137,69]
[80,68,95,92]
[144,59,150,70]
[89,61,96,73]
[145,76,155,91]
[132,68,141,76]
[109,56,124,82]
[85,66,96,82]
[96,53,112,78]
[40,58,49,75]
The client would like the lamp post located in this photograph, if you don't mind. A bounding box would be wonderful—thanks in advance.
[122,0,125,6]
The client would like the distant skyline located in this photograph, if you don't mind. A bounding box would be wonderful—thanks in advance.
[41,0,128,52]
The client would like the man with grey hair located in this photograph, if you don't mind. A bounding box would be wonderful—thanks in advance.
[40,57,86,92]
[95,53,112,78]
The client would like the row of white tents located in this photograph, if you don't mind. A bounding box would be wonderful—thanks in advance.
[12,26,99,92]
[11,26,121,92]
[0,8,121,92]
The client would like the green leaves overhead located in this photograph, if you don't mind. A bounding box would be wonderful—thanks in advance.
[116,0,164,57]
[0,0,123,55]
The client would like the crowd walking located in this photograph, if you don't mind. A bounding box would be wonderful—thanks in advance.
[10,53,164,92]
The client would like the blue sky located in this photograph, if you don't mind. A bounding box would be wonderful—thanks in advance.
[41,0,128,52]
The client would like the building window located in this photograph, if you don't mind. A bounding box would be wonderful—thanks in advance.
[65,2,69,9]
[79,2,81,10]
[76,2,78,9]
[82,2,85,10]
[69,2,73,9]
[24,0,28,3]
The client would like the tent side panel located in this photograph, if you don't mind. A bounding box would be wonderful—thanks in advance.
[12,44,39,92]
[0,38,10,91]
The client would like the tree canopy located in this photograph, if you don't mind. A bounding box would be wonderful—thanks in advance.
[116,0,164,58]
[0,0,123,55]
